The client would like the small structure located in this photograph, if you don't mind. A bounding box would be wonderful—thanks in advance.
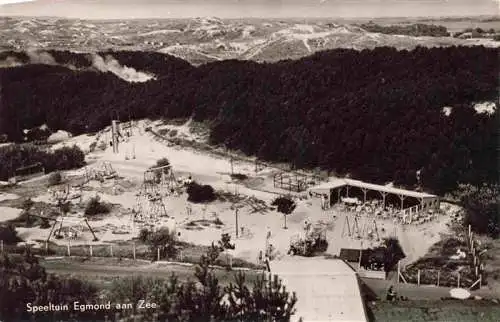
[273,172,309,192]
[9,162,45,184]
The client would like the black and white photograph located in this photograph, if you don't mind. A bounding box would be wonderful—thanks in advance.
[0,0,499,321]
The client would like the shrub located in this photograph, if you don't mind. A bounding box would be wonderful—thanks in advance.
[453,184,500,238]
[40,218,51,229]
[47,171,62,186]
[0,224,22,244]
[186,182,216,203]
[151,157,171,182]
[84,196,111,216]
[141,228,178,260]
[218,233,235,251]
[230,173,248,181]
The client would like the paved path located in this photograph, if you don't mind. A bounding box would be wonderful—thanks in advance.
[270,257,368,322]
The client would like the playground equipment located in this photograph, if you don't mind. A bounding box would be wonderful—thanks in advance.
[132,189,169,228]
[47,215,98,242]
[342,215,381,241]
[143,165,178,196]
[84,162,118,183]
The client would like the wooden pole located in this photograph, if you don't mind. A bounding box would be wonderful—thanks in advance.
[45,241,49,255]
[475,266,478,277]
[457,273,461,288]
[358,243,363,270]
[479,276,482,288]
[417,269,421,286]
[110,245,113,257]
[90,245,93,257]
[133,242,136,260]
[235,208,239,237]
[437,271,440,287]
[157,247,160,261]
[0,240,3,253]
[468,224,471,238]
[397,261,400,284]
[67,241,71,256]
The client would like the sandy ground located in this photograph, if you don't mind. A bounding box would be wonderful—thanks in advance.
[0,206,23,222]
[9,120,454,266]
[0,193,19,202]
[2,119,465,322]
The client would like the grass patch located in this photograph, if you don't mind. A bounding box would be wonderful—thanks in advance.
[368,300,500,322]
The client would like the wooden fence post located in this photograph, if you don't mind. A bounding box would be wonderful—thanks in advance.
[67,242,71,257]
[157,247,160,261]
[479,275,482,288]
[90,245,93,257]
[110,245,113,257]
[45,241,49,255]
[457,273,461,288]
[133,242,136,260]
[475,266,478,277]
[437,271,440,287]
[1,240,3,253]
[417,270,421,287]
[180,250,183,261]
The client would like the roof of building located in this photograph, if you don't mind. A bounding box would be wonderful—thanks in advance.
[309,178,437,199]
[270,257,368,322]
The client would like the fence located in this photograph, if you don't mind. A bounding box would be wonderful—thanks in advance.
[397,225,484,290]
[0,240,264,270]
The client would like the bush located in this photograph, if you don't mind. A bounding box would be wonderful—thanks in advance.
[230,173,248,181]
[140,228,178,260]
[186,182,216,203]
[453,184,500,238]
[47,171,62,186]
[84,196,111,216]
[0,144,85,181]
[218,233,235,251]
[0,225,22,244]
[151,157,171,182]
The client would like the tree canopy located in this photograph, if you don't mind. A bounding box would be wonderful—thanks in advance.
[1,46,498,194]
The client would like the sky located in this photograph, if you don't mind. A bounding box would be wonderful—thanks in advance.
[0,0,498,19]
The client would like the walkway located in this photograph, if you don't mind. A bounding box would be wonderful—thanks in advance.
[270,256,368,322]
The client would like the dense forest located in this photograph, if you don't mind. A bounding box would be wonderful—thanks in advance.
[0,46,498,194]
[358,22,450,37]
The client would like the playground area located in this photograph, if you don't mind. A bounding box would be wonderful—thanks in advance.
[0,119,459,267]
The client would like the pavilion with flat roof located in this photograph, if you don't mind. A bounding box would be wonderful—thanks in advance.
[310,178,440,216]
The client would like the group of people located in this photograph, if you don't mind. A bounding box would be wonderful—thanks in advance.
[338,199,436,226]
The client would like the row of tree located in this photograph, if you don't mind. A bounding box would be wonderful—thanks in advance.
[1,46,498,195]
[359,22,450,37]
[0,248,297,322]
[0,145,85,181]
